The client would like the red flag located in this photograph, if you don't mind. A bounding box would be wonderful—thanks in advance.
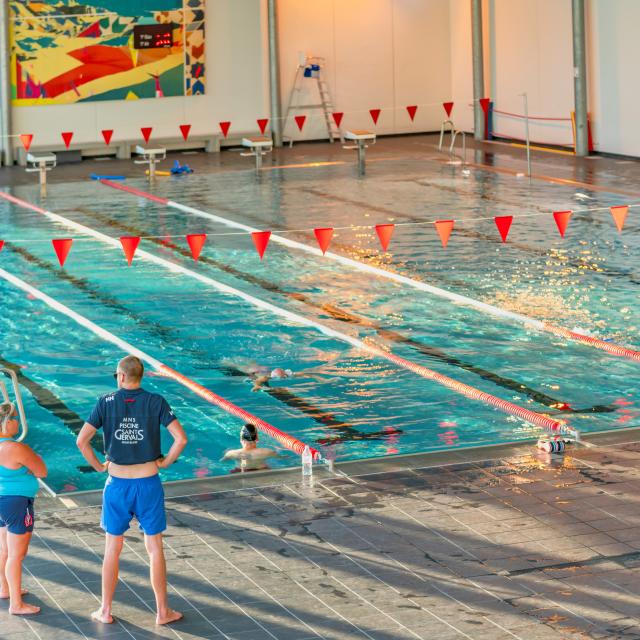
[186,234,207,261]
[257,119,269,135]
[553,210,572,238]
[294,115,306,131]
[369,109,381,125]
[52,238,73,267]
[19,134,33,152]
[494,216,513,243]
[252,231,271,259]
[406,105,418,121]
[101,129,113,146]
[610,205,628,232]
[443,102,454,117]
[61,132,73,148]
[141,127,152,143]
[219,121,231,137]
[179,124,191,141]
[375,224,394,251]
[313,228,333,255]
[0,240,4,252]
[435,220,454,248]
[120,236,140,265]
[332,112,344,128]
[479,98,490,115]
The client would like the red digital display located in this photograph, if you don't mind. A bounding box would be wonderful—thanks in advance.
[133,24,174,49]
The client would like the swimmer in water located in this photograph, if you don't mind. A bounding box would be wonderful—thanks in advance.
[221,424,279,472]
[220,358,297,391]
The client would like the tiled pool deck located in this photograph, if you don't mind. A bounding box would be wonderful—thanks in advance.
[3,430,640,640]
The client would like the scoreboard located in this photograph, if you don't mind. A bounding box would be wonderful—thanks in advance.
[133,24,174,49]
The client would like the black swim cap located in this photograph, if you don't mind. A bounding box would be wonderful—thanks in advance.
[241,423,258,442]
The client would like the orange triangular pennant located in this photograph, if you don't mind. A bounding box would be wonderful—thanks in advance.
[435,220,454,248]
[375,224,395,251]
[610,205,628,232]
[313,228,333,255]
[553,210,572,238]
[20,134,33,152]
[52,238,73,267]
[252,231,271,259]
[494,216,513,243]
[120,236,140,265]
[186,234,207,261]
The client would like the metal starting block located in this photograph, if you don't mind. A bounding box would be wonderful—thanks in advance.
[25,152,56,191]
[343,130,376,175]
[134,145,166,180]
[241,136,273,171]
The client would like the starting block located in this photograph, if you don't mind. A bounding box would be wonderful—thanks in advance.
[241,136,273,171]
[25,152,56,192]
[343,130,376,175]
[134,145,166,180]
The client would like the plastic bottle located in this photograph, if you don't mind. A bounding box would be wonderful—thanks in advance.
[302,445,313,478]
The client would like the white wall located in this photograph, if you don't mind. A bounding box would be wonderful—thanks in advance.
[11,0,269,151]
[276,0,452,141]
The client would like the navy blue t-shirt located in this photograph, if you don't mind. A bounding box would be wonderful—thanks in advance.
[87,388,176,465]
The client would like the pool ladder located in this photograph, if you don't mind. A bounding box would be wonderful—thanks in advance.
[0,368,28,441]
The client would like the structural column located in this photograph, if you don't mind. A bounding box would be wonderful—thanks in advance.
[267,0,283,147]
[0,1,13,166]
[471,0,485,141]
[572,0,588,156]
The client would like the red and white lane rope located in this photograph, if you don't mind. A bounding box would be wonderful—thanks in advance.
[0,266,320,460]
[0,190,568,433]
[99,181,640,364]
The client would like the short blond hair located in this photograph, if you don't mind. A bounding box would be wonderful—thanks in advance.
[118,355,144,382]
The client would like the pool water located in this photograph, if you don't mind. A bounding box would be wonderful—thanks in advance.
[0,157,638,493]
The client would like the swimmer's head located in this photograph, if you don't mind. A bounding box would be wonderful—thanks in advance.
[270,368,293,379]
[241,423,258,442]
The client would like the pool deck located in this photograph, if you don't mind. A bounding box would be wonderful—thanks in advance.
[2,429,640,640]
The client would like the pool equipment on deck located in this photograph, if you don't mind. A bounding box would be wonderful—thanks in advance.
[0,368,28,442]
[134,145,166,180]
[343,130,376,175]
[25,152,56,194]
[99,182,640,364]
[241,136,273,171]
[0,267,321,463]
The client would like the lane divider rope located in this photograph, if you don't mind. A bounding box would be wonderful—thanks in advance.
[98,180,640,363]
[0,190,568,433]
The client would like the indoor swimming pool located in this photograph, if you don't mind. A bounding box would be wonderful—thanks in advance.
[0,158,637,493]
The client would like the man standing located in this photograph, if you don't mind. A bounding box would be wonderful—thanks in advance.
[76,355,187,625]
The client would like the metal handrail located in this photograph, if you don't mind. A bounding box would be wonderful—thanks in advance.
[438,119,455,151]
[0,368,28,441]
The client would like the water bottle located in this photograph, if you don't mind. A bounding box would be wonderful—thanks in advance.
[302,445,313,478]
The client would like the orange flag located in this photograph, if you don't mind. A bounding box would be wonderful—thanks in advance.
[435,220,454,248]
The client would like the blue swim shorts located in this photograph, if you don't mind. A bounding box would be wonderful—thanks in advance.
[0,496,35,535]
[101,474,166,536]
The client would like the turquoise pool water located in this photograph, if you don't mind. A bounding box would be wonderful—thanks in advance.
[0,157,638,493]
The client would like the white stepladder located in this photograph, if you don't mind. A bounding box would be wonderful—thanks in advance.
[241,136,273,171]
[343,130,376,175]
[134,145,166,180]
[438,119,467,169]
[282,55,343,146]
[25,152,56,195]
[0,368,28,442]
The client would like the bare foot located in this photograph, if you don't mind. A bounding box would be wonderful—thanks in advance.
[0,588,28,599]
[9,602,40,615]
[156,609,183,625]
[91,608,113,624]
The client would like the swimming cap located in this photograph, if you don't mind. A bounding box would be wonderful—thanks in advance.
[241,423,258,441]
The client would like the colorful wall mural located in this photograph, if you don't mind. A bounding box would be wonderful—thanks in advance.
[9,1,205,105]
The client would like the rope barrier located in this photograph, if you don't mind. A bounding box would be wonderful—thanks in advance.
[0,190,569,432]
[492,108,571,122]
[97,182,640,364]
[0,265,320,459]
